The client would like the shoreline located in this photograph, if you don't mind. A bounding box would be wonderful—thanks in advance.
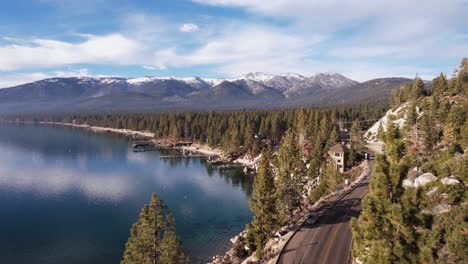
[13,121,258,168]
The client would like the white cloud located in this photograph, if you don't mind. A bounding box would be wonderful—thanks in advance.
[142,65,157,70]
[189,0,467,79]
[0,34,144,71]
[0,68,103,88]
[0,72,50,88]
[1,1,466,82]
[52,68,91,77]
[153,25,324,76]
[180,23,200,33]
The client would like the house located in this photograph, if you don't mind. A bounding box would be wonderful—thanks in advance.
[328,143,349,173]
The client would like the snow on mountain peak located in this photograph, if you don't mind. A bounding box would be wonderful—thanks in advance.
[237,72,276,82]
[126,76,158,84]
[236,72,307,82]
[284,73,306,79]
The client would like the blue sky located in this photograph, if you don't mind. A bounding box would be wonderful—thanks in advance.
[0,0,467,87]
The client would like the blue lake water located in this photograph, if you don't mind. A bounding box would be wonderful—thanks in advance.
[0,123,252,263]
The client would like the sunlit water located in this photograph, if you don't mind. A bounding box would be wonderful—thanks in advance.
[0,123,252,263]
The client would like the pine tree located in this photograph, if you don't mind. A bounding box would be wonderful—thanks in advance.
[432,73,448,97]
[349,120,363,166]
[326,126,339,149]
[377,122,385,142]
[352,114,410,263]
[158,217,187,264]
[405,103,417,130]
[275,129,302,223]
[454,58,468,95]
[121,193,187,264]
[249,149,278,257]
[411,77,425,100]
[420,104,438,151]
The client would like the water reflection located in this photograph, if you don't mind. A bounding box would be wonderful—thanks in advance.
[0,123,253,263]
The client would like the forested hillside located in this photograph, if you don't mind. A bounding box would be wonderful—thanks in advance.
[352,59,468,263]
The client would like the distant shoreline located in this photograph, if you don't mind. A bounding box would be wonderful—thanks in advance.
[5,120,258,168]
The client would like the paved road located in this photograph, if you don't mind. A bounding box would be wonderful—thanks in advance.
[277,161,373,264]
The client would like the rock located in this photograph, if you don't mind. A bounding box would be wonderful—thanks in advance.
[426,187,438,196]
[402,167,424,188]
[230,235,239,244]
[433,204,452,214]
[402,179,415,188]
[440,176,460,185]
[414,173,437,188]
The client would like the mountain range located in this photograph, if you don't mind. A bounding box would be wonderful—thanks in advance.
[0,72,414,113]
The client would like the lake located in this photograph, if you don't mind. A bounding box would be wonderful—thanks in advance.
[0,122,253,263]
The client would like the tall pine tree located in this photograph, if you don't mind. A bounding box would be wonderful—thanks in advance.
[121,193,187,264]
[249,149,279,257]
[275,129,302,223]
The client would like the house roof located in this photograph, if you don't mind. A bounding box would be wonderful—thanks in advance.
[329,143,349,153]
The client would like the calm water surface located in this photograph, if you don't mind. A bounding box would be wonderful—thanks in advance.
[0,123,252,263]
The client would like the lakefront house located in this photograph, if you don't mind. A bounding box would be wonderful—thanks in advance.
[328,143,349,173]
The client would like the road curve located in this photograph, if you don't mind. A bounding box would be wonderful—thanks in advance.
[277,161,373,264]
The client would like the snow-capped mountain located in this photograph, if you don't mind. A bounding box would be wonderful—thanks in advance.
[284,73,359,98]
[0,73,414,113]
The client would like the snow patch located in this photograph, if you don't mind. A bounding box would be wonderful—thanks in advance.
[126,77,159,84]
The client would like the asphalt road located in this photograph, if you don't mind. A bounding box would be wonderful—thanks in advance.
[277,161,373,264]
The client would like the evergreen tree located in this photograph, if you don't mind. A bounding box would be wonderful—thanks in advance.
[326,126,340,149]
[249,149,278,257]
[275,129,302,223]
[411,77,426,100]
[405,103,417,130]
[349,120,363,166]
[121,193,187,264]
[352,114,411,263]
[454,58,468,95]
[420,103,438,151]
[377,122,385,142]
[432,73,447,97]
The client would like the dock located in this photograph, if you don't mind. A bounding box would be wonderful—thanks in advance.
[159,154,216,159]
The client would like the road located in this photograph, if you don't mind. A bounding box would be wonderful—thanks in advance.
[277,161,373,264]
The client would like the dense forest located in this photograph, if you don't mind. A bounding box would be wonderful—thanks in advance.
[8,104,386,157]
[351,58,467,263]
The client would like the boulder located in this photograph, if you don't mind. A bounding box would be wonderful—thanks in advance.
[440,176,460,185]
[402,179,415,188]
[402,167,424,188]
[414,173,437,188]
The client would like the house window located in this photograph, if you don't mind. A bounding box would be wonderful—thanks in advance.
[337,159,341,163]
[334,152,341,157]
[338,165,342,169]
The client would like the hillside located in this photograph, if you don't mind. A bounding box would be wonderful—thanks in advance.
[0,73,412,114]
[352,59,468,264]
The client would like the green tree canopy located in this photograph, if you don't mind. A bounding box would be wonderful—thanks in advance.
[121,193,187,264]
